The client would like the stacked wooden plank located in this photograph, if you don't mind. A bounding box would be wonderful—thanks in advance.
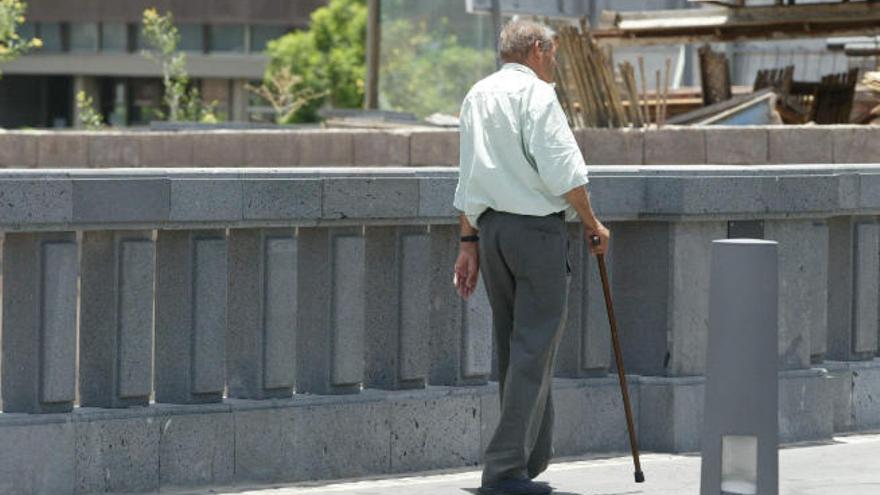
[555,23,649,128]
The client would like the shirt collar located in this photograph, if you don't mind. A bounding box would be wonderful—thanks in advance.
[502,62,538,79]
[500,62,556,89]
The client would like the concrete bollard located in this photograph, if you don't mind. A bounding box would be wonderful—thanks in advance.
[79,230,154,408]
[155,229,228,404]
[700,239,778,495]
[227,228,298,399]
[1,232,78,413]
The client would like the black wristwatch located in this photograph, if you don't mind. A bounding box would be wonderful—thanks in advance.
[460,235,480,243]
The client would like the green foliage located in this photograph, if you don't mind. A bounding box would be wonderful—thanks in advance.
[140,8,220,123]
[265,0,366,122]
[75,90,104,130]
[0,0,42,77]
[380,18,494,118]
[246,67,327,124]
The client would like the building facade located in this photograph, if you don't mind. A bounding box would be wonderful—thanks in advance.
[0,0,326,128]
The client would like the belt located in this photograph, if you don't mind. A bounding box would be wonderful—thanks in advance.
[483,208,564,219]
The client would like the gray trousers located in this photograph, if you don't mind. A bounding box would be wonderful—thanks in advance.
[478,209,571,485]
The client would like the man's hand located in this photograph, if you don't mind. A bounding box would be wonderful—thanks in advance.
[586,221,610,255]
[453,243,479,299]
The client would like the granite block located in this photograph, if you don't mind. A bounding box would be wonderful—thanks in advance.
[638,376,704,453]
[232,408,299,483]
[610,222,670,376]
[36,132,90,168]
[778,369,833,443]
[294,130,356,166]
[0,179,72,225]
[354,131,410,166]
[293,400,392,480]
[852,360,880,430]
[241,179,322,220]
[705,127,768,165]
[322,177,419,219]
[88,133,141,167]
[644,127,706,165]
[138,133,195,167]
[0,132,38,168]
[157,412,234,488]
[764,220,829,367]
[244,132,298,166]
[365,226,431,390]
[410,130,459,166]
[191,132,247,167]
[579,128,644,165]
[418,176,458,218]
[75,416,160,494]
[769,126,833,164]
[390,392,481,473]
[428,225,467,386]
[155,230,227,404]
[0,421,75,495]
[833,126,880,164]
[170,178,243,222]
[79,231,154,408]
[297,227,365,394]
[2,232,77,413]
[72,178,170,223]
[227,229,297,399]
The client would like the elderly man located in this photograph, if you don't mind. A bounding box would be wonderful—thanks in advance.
[453,20,610,495]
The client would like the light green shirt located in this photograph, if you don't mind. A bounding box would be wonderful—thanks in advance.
[454,63,589,228]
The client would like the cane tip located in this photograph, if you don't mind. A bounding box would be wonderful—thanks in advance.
[635,471,645,483]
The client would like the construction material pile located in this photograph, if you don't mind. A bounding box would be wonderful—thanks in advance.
[556,22,668,129]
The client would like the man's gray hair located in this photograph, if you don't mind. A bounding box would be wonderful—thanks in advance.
[498,19,556,63]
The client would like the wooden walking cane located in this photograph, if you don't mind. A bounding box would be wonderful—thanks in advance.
[591,235,645,484]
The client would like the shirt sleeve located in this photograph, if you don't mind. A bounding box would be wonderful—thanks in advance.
[524,84,589,197]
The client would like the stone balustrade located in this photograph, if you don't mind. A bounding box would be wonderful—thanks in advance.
[0,162,879,493]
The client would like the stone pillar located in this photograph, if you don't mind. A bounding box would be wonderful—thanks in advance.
[79,230,154,408]
[427,224,491,386]
[2,232,77,413]
[296,227,366,395]
[364,226,430,390]
[827,217,879,361]
[226,228,298,399]
[155,230,227,404]
[556,223,612,377]
[764,220,829,367]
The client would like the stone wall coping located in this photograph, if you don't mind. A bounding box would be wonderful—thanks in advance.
[1,165,880,232]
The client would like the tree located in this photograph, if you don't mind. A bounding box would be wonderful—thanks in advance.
[75,90,104,129]
[245,67,327,124]
[380,18,494,118]
[265,0,366,122]
[140,8,218,122]
[0,0,41,77]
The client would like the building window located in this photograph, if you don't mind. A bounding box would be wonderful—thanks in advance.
[178,24,205,53]
[38,22,64,52]
[101,22,128,52]
[250,25,289,53]
[70,22,99,52]
[18,21,36,44]
[209,25,245,53]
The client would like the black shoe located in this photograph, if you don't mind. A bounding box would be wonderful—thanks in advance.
[478,478,552,495]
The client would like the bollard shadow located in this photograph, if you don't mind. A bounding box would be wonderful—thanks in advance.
[461,489,640,495]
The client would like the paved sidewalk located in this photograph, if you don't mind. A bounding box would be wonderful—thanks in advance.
[198,433,880,495]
